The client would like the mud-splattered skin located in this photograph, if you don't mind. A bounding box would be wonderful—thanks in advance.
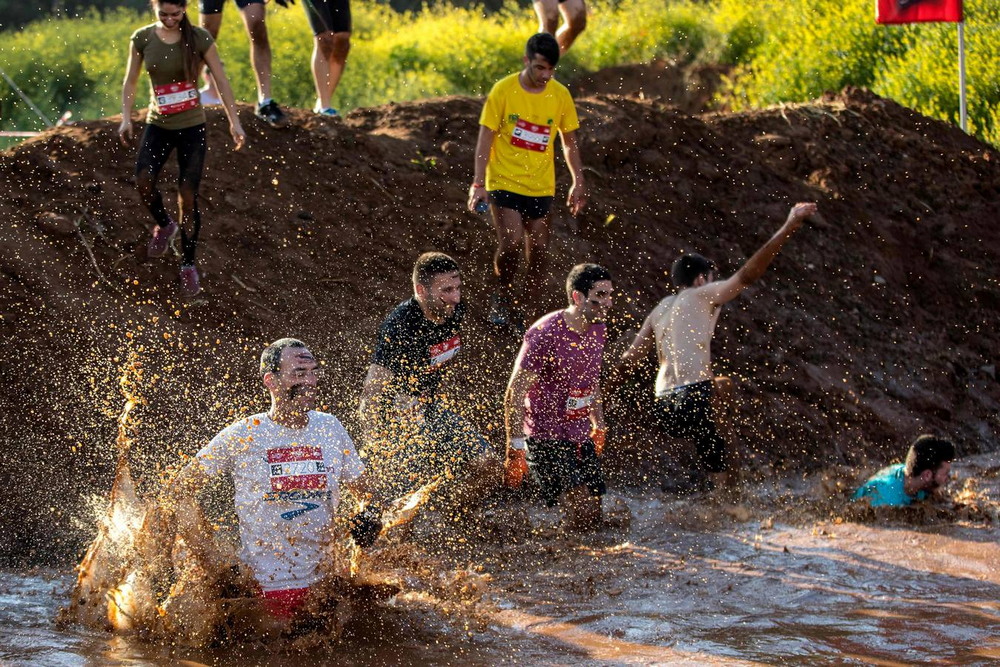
[2,81,1000,661]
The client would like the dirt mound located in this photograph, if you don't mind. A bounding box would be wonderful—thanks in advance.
[1,87,998,563]
[569,60,727,113]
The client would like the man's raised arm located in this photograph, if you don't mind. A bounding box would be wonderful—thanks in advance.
[704,202,817,306]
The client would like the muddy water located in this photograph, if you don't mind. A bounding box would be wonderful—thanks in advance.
[5,457,1000,665]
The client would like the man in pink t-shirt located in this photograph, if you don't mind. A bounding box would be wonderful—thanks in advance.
[504,263,612,529]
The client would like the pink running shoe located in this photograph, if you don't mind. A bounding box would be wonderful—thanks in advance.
[179,264,201,297]
[147,219,178,258]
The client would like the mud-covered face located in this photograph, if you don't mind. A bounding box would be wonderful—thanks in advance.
[267,347,319,410]
[522,54,555,88]
[576,279,614,323]
[418,271,462,322]
[928,461,951,491]
[155,2,186,28]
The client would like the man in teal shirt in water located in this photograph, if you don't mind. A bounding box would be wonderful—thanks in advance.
[853,435,955,507]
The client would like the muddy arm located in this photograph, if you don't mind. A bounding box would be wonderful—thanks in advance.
[468,125,494,211]
[118,44,143,144]
[504,365,538,444]
[706,202,817,306]
[561,129,587,215]
[201,44,245,150]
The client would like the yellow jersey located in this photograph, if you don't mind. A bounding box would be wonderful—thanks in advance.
[479,73,580,197]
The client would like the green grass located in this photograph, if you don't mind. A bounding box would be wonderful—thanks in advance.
[0,0,998,145]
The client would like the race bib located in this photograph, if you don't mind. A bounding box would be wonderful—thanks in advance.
[154,80,198,115]
[428,335,461,369]
[565,389,594,420]
[267,446,327,491]
[511,118,551,153]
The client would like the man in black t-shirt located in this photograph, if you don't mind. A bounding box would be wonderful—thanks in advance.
[360,252,500,501]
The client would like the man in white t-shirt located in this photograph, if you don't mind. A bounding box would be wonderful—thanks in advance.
[164,338,381,621]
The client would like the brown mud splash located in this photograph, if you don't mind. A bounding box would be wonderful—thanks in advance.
[58,357,446,648]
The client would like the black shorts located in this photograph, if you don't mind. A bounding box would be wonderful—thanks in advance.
[488,190,553,220]
[303,0,352,35]
[526,438,605,507]
[656,381,727,473]
[199,0,262,14]
[370,406,491,501]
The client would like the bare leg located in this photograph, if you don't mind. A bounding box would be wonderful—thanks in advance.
[239,3,271,102]
[533,0,559,35]
[563,485,601,531]
[199,12,224,100]
[490,205,525,302]
[523,213,552,321]
[312,31,351,109]
[710,376,735,491]
[454,452,503,504]
[556,0,587,53]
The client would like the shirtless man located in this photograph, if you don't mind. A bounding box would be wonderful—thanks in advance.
[619,202,817,490]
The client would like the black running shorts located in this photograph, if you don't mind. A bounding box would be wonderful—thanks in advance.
[199,0,262,15]
[656,380,727,473]
[488,190,553,220]
[303,0,352,35]
[526,438,606,507]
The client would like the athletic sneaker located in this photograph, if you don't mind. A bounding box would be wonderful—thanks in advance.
[255,100,286,127]
[313,104,339,117]
[179,264,201,297]
[147,219,178,258]
[198,86,222,106]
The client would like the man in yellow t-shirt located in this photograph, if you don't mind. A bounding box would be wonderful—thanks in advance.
[468,33,587,331]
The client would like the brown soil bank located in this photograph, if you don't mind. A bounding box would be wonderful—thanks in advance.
[1,88,998,564]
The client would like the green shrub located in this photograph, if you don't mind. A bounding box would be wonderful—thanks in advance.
[717,0,999,146]
[876,4,1000,145]
[0,0,721,135]
[1,0,997,147]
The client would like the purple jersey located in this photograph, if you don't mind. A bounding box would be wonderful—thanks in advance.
[515,310,606,443]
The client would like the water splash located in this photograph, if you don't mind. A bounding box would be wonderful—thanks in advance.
[59,354,444,647]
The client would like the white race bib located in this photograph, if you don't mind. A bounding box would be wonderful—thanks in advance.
[154,80,198,115]
[565,389,593,420]
[428,335,461,369]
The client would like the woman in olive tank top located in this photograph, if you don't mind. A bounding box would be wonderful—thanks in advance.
[119,0,246,296]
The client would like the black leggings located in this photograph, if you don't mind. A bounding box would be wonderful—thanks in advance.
[134,123,207,265]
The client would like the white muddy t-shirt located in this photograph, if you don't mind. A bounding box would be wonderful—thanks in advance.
[195,411,365,592]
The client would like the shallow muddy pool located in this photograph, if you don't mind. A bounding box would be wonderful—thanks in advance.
[4,457,999,665]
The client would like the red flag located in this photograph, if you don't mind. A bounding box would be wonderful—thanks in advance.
[876,0,963,23]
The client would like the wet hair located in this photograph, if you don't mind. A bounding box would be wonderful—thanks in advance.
[671,253,716,287]
[566,263,612,304]
[904,435,956,477]
[525,33,560,68]
[412,252,460,288]
[259,338,306,377]
[151,0,200,84]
